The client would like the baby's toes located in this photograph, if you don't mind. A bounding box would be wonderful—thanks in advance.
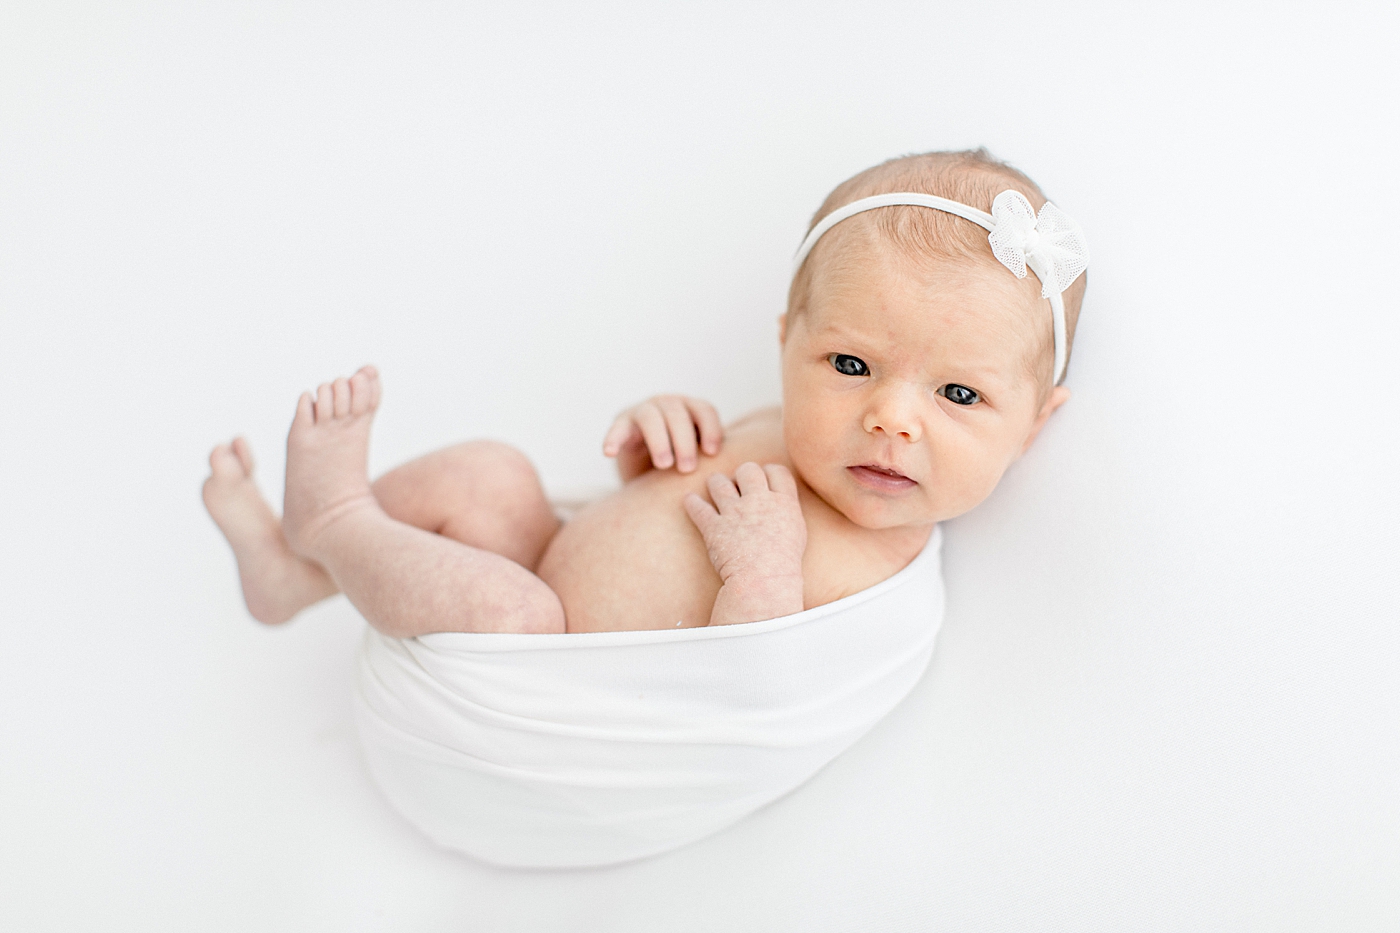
[231,436,255,474]
[314,383,334,423]
[349,368,374,416]
[294,391,316,431]
[208,443,231,474]
[332,377,352,418]
[208,442,247,481]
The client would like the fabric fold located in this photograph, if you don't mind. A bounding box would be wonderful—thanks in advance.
[355,526,944,868]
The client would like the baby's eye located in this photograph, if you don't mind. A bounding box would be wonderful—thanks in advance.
[939,384,981,406]
[829,354,869,376]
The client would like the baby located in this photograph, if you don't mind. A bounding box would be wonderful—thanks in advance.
[203,149,1087,636]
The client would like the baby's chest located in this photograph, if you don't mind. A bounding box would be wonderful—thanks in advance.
[536,412,911,632]
[537,483,902,634]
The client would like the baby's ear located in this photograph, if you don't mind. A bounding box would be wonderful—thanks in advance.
[1019,386,1070,457]
[777,313,787,344]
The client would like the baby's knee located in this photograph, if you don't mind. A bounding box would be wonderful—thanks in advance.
[461,441,538,485]
[378,440,544,511]
[500,584,567,635]
[439,441,541,496]
[519,604,566,635]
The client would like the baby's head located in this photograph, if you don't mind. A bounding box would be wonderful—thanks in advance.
[779,149,1089,530]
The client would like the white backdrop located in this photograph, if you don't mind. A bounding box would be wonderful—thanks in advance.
[2,1,1397,929]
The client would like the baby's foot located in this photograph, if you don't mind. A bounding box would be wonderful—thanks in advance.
[203,436,338,624]
[282,365,382,560]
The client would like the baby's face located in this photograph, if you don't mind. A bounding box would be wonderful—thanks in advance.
[781,239,1068,530]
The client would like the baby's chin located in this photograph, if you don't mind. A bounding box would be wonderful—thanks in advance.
[816,482,945,531]
[840,505,942,531]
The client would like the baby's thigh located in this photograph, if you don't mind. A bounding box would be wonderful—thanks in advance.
[372,440,560,570]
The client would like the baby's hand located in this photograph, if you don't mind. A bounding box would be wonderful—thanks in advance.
[683,462,807,626]
[603,395,723,482]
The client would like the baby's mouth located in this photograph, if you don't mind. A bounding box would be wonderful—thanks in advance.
[847,463,918,492]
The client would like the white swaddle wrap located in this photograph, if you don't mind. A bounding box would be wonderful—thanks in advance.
[355,526,943,868]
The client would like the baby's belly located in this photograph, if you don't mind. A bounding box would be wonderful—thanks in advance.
[536,420,793,633]
[536,467,727,633]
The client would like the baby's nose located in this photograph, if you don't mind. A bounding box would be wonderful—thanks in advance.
[862,383,923,441]
[863,410,921,442]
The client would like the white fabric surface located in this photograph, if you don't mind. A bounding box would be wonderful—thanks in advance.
[355,529,943,867]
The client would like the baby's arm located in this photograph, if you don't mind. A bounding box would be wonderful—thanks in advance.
[603,395,724,482]
[683,462,807,626]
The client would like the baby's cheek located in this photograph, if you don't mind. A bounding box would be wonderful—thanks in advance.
[937,458,1011,519]
[789,458,831,505]
[782,424,826,482]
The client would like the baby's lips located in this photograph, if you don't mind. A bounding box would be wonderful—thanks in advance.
[847,463,919,490]
[854,463,912,480]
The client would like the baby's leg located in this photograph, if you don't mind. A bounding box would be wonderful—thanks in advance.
[371,441,559,572]
[203,437,338,625]
[205,395,561,627]
[281,367,564,637]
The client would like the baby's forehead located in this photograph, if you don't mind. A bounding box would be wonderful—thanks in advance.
[802,227,1052,380]
[809,225,1044,328]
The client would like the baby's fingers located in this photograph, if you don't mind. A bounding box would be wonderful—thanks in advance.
[685,399,724,457]
[658,396,700,472]
[682,492,718,535]
[627,404,675,469]
[705,471,740,507]
[733,461,771,496]
[762,463,798,498]
[602,415,641,457]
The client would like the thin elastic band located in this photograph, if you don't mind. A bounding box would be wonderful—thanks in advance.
[791,193,1068,385]
[792,193,995,272]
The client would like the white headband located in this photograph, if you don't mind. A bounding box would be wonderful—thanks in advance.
[791,190,1090,385]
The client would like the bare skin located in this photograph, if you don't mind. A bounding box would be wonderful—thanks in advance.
[203,375,560,627]
[205,236,1070,637]
[534,407,926,631]
[207,367,570,636]
[203,437,337,625]
[205,391,885,633]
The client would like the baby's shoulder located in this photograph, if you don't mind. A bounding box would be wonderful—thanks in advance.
[724,405,782,441]
[716,406,786,465]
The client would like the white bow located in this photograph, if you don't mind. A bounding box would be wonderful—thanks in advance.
[987,190,1089,298]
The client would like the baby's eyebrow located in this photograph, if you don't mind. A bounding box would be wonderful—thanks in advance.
[920,357,1022,394]
[807,320,881,344]
[806,318,1026,389]
[948,368,1016,392]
